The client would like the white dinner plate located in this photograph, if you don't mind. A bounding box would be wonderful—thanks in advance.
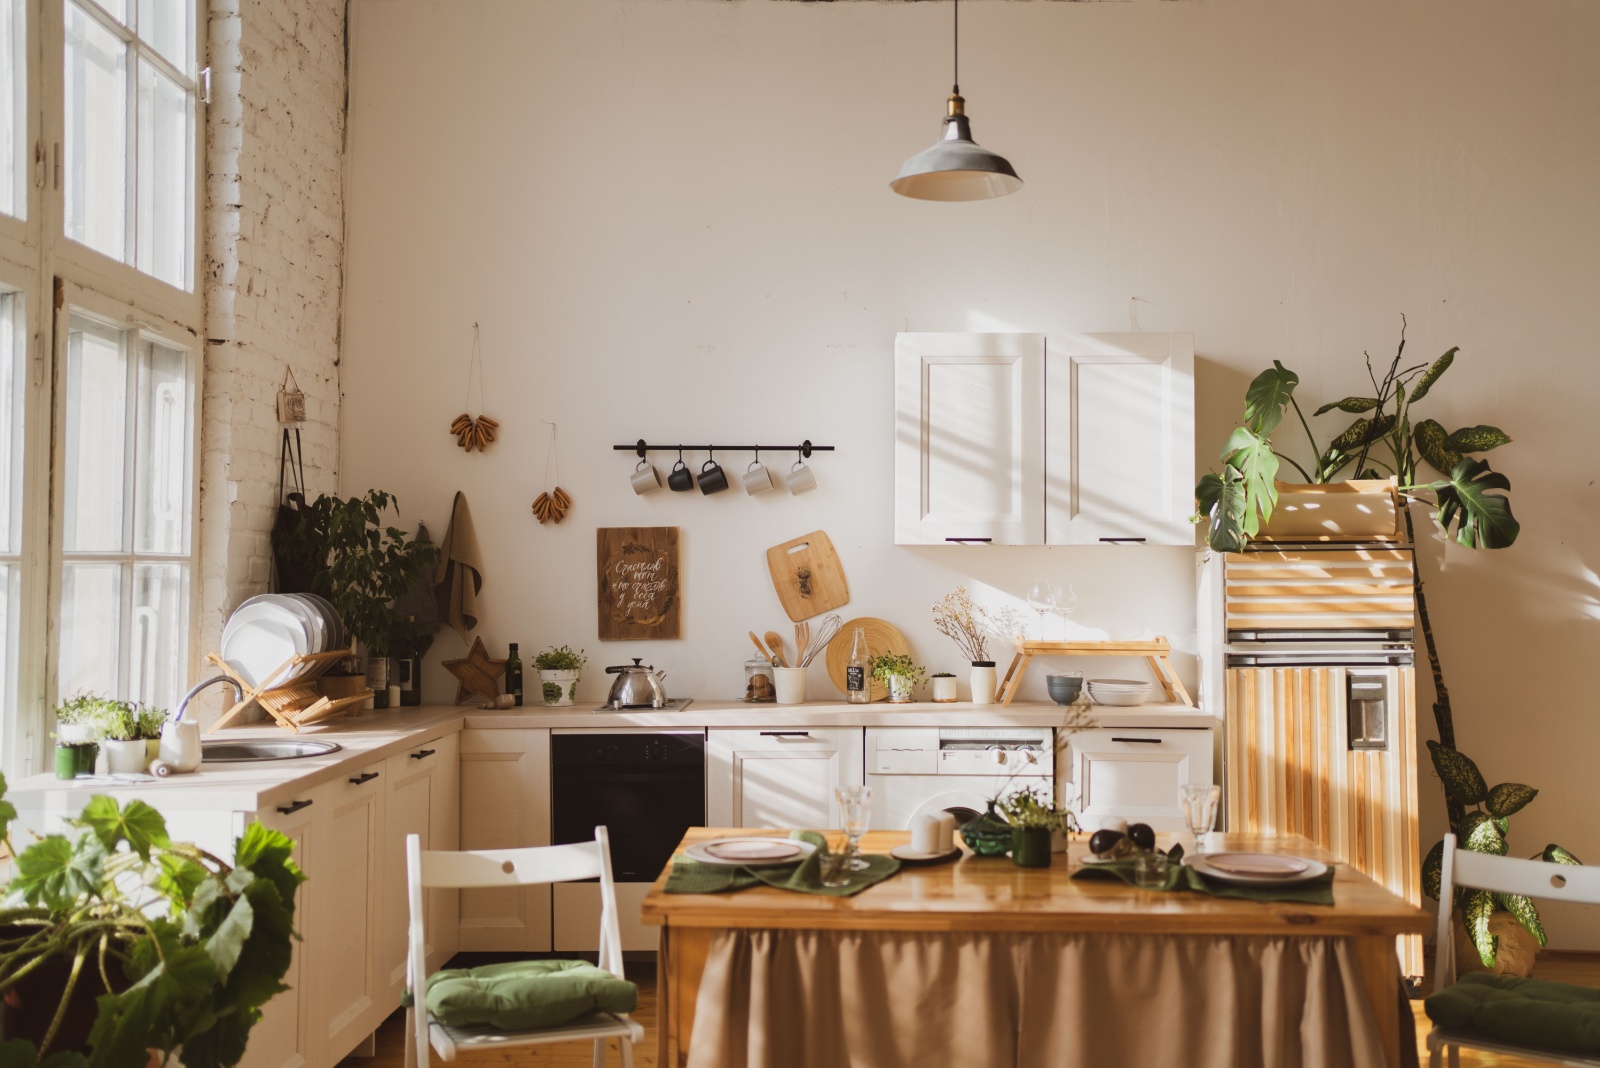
[1187,853,1328,886]
[284,595,327,655]
[1087,679,1153,690]
[221,599,312,689]
[684,837,817,869]
[299,592,345,651]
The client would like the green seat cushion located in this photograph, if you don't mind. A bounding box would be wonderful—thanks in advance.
[425,960,638,1030]
[1425,972,1600,1055]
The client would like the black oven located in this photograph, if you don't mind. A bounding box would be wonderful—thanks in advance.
[550,730,706,882]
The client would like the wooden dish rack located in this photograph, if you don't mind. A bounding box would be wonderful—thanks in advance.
[205,651,373,734]
[995,637,1194,707]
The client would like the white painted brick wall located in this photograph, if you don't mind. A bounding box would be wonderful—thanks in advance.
[199,0,346,672]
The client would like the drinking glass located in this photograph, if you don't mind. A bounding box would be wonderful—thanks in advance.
[835,784,874,871]
[1053,584,1079,628]
[1133,849,1170,888]
[1026,579,1060,640]
[818,847,851,888]
[1180,784,1222,853]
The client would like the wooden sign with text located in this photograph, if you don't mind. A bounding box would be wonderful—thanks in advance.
[597,527,681,640]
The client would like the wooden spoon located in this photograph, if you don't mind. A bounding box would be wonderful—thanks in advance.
[749,631,775,663]
[764,630,787,668]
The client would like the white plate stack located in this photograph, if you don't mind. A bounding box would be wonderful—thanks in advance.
[220,593,345,691]
[1086,678,1153,706]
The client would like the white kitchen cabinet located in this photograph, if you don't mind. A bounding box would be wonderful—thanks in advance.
[1066,727,1212,832]
[457,727,552,952]
[707,728,865,829]
[894,333,1045,545]
[894,331,1193,546]
[1043,332,1194,545]
[379,733,459,1002]
[239,799,316,1068]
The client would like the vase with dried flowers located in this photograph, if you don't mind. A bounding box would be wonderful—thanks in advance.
[932,586,1002,704]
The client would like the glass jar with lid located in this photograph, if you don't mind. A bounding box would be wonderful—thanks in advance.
[743,657,776,702]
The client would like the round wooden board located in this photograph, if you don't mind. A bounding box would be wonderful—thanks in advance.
[826,617,910,702]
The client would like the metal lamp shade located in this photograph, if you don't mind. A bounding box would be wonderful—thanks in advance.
[892,111,1022,202]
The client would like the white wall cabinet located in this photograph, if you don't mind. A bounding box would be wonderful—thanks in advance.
[1066,727,1212,832]
[707,728,865,829]
[895,332,1194,546]
[456,727,552,952]
[378,733,459,1002]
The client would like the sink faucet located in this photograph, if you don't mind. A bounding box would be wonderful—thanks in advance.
[173,675,244,723]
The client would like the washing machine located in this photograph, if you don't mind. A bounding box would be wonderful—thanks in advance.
[865,726,1054,829]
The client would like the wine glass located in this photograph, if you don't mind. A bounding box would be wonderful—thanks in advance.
[1052,584,1079,632]
[1026,579,1060,640]
[1180,784,1222,854]
[835,784,874,871]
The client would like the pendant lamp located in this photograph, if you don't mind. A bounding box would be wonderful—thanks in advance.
[891,0,1022,201]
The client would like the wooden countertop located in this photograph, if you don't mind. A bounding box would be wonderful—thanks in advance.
[640,828,1432,939]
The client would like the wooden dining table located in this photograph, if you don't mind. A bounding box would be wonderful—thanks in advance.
[640,828,1430,1068]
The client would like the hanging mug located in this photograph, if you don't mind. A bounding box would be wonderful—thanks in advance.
[743,455,774,495]
[788,458,817,494]
[631,460,662,494]
[698,455,729,495]
[667,457,694,491]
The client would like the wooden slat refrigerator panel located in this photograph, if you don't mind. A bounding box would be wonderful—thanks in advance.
[1226,666,1422,975]
[1224,549,1414,631]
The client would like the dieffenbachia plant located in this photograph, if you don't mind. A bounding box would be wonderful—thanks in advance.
[1421,744,1582,968]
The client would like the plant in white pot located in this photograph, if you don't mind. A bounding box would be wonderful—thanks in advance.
[932,586,1000,704]
[534,645,588,706]
[94,698,155,774]
[870,654,925,704]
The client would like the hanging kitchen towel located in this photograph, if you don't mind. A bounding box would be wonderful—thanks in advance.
[393,520,441,657]
[434,492,484,640]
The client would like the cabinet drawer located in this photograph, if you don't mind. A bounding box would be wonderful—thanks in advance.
[714,728,845,753]
[1067,728,1212,832]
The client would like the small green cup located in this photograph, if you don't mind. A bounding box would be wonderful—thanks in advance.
[55,742,98,779]
[1010,827,1054,868]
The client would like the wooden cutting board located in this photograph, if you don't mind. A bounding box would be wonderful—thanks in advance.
[766,530,850,622]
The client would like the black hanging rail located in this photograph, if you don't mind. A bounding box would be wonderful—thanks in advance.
[614,439,834,458]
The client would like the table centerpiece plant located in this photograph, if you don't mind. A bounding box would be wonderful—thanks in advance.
[997,786,1074,869]
[869,654,925,704]
[0,773,304,1068]
[534,645,588,707]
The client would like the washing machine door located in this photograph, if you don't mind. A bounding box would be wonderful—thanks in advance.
[904,790,992,830]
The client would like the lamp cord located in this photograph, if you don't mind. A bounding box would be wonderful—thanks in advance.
[953,0,960,94]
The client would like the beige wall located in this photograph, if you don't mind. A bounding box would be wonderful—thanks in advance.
[340,0,1600,944]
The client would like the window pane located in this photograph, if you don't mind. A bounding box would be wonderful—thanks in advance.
[136,61,189,289]
[137,0,187,69]
[133,339,187,553]
[64,1,127,261]
[0,0,24,219]
[0,292,17,555]
[130,561,184,708]
[59,561,121,697]
[63,316,127,553]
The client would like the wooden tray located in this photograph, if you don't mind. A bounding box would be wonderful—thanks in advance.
[825,617,908,702]
[994,637,1192,707]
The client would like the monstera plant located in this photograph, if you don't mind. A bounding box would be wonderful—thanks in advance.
[1421,744,1581,968]
[1195,321,1520,828]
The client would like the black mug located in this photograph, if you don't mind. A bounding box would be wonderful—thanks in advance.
[667,460,694,491]
[698,459,729,494]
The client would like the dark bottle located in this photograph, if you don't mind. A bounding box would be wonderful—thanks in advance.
[396,615,423,706]
[506,643,524,706]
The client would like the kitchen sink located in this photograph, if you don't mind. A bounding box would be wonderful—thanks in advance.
[201,740,343,762]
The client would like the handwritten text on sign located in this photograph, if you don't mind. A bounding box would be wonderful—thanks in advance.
[596,527,681,640]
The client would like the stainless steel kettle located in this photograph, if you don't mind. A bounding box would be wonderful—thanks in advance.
[601,658,669,709]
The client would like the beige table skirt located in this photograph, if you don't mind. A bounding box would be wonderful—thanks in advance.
[686,928,1394,1068]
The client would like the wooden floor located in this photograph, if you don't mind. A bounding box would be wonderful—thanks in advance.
[352,958,1598,1068]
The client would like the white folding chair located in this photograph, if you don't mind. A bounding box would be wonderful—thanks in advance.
[404,826,642,1068]
[1429,833,1600,1067]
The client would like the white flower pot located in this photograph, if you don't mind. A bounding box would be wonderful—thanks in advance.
[539,669,579,706]
[104,738,149,774]
[887,675,915,703]
[969,662,998,705]
[930,676,959,703]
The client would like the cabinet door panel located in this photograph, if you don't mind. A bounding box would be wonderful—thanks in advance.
[379,734,458,999]
[895,333,1044,545]
[458,729,551,951]
[1044,332,1194,545]
[708,728,864,829]
[237,806,310,1068]
[1068,728,1211,831]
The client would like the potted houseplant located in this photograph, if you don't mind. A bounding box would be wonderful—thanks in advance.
[92,698,150,775]
[1420,743,1581,976]
[997,786,1073,868]
[534,645,587,707]
[929,672,958,703]
[870,654,925,704]
[51,695,104,779]
[138,705,166,764]
[931,586,998,704]
[0,774,304,1066]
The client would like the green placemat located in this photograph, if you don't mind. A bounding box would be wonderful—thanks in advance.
[665,832,900,898]
[1072,857,1336,906]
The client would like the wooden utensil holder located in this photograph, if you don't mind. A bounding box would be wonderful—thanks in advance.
[205,651,374,734]
[994,637,1193,707]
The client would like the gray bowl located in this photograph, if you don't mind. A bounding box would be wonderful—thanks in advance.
[1046,674,1083,705]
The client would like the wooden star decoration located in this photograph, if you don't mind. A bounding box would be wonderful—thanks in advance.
[442,636,508,705]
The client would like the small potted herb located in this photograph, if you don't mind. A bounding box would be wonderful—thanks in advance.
[95,699,151,774]
[929,672,958,703]
[534,645,588,706]
[138,705,167,763]
[51,694,104,779]
[998,786,1073,868]
[870,654,925,704]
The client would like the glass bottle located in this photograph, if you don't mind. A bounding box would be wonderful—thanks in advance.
[505,643,524,706]
[845,627,871,704]
[396,615,423,706]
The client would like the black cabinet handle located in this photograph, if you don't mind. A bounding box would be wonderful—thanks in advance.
[276,799,313,815]
[349,771,380,785]
[945,537,993,544]
[1111,737,1162,744]
[760,731,811,738]
[1099,537,1147,544]
[410,749,437,760]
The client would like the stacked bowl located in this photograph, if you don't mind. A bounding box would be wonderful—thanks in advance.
[1086,678,1153,707]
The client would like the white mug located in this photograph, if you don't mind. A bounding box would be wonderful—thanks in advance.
[787,460,817,494]
[630,461,661,494]
[743,461,774,495]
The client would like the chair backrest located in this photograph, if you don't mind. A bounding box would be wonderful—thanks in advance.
[1433,833,1600,992]
[406,827,626,1067]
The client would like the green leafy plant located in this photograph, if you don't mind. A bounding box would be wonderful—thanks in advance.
[1420,743,1581,968]
[270,490,438,658]
[0,773,304,1068]
[996,785,1074,832]
[532,646,587,673]
[53,697,155,744]
[869,654,925,689]
[136,708,166,742]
